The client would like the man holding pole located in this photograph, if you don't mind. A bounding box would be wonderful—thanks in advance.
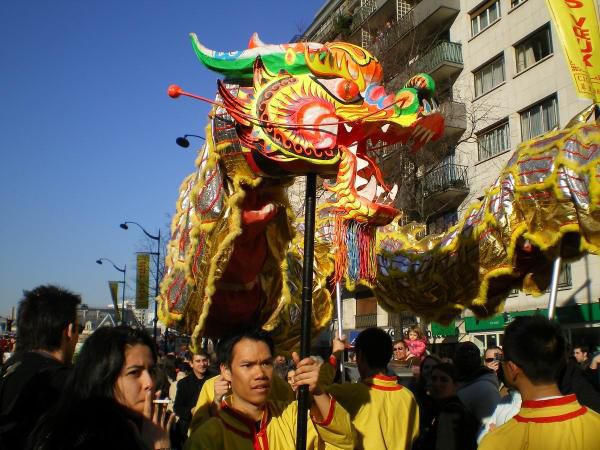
[184,329,353,450]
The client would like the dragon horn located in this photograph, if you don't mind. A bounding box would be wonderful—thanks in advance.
[248,32,266,49]
[190,33,310,79]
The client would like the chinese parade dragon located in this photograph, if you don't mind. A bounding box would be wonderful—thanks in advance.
[159,33,600,351]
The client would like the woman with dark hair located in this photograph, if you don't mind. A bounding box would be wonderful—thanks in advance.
[414,363,479,450]
[28,326,174,450]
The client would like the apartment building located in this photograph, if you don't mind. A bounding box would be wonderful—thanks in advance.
[299,0,600,353]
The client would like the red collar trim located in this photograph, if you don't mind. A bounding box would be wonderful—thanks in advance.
[373,374,398,382]
[312,396,336,426]
[363,374,403,391]
[521,394,577,409]
[514,406,587,423]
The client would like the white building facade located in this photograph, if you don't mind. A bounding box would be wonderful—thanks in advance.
[299,0,600,354]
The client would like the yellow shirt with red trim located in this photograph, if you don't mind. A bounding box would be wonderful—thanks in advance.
[326,374,419,450]
[189,373,295,434]
[184,396,353,450]
[479,394,600,450]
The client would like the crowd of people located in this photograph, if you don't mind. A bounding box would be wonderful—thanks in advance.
[1,284,599,449]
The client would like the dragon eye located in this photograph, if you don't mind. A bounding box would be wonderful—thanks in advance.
[336,80,360,101]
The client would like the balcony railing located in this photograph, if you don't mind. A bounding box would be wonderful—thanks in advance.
[350,0,379,34]
[367,9,415,56]
[387,311,417,328]
[421,163,469,198]
[355,313,378,329]
[412,41,463,74]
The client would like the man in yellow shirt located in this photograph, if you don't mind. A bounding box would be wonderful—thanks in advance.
[184,329,353,450]
[326,328,419,449]
[479,316,600,450]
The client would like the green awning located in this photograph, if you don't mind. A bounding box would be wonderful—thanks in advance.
[431,321,457,337]
[465,303,600,332]
[465,315,504,332]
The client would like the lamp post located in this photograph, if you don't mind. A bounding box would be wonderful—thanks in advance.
[175,134,205,148]
[96,258,126,325]
[120,221,161,340]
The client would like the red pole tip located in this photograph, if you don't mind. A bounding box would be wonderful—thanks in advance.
[167,84,183,98]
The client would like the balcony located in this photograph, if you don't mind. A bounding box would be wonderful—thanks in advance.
[439,100,467,136]
[349,0,379,35]
[385,40,462,87]
[412,41,463,80]
[411,0,460,36]
[355,313,378,329]
[420,163,469,211]
[362,0,460,58]
[388,311,417,328]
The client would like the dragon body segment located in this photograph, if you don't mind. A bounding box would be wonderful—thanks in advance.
[160,33,600,351]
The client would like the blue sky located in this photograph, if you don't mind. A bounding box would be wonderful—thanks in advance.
[0,0,326,315]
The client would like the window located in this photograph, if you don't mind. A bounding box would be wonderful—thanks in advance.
[515,25,552,72]
[520,95,558,140]
[477,121,510,161]
[471,1,501,36]
[474,55,505,97]
[545,263,572,291]
[511,0,527,8]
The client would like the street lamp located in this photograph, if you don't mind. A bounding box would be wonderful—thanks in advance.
[96,258,126,325]
[175,134,205,148]
[120,221,161,340]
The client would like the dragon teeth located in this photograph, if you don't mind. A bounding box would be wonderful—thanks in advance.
[376,185,387,202]
[381,123,390,133]
[356,157,369,171]
[387,184,398,202]
[355,174,368,189]
[348,143,358,154]
[361,175,378,201]
[344,123,353,133]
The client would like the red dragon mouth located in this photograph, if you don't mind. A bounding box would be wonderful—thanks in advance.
[327,107,444,226]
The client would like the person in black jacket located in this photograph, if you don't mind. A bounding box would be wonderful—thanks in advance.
[27,326,174,450]
[414,363,479,450]
[172,350,214,448]
[0,285,81,449]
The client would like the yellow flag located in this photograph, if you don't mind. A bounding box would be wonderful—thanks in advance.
[108,281,121,322]
[546,0,600,101]
[136,253,150,309]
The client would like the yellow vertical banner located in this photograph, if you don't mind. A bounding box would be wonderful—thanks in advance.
[136,253,150,309]
[546,0,600,101]
[108,281,121,322]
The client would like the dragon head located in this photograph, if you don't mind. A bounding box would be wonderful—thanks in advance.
[190,33,444,226]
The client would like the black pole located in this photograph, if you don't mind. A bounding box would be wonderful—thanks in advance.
[121,265,127,325]
[296,173,317,450]
[153,229,161,341]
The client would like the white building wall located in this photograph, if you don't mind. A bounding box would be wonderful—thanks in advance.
[452,0,600,315]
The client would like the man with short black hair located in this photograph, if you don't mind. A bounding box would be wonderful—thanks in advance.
[185,329,353,449]
[573,345,591,370]
[479,316,600,449]
[0,285,81,449]
[174,350,214,447]
[327,327,420,450]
